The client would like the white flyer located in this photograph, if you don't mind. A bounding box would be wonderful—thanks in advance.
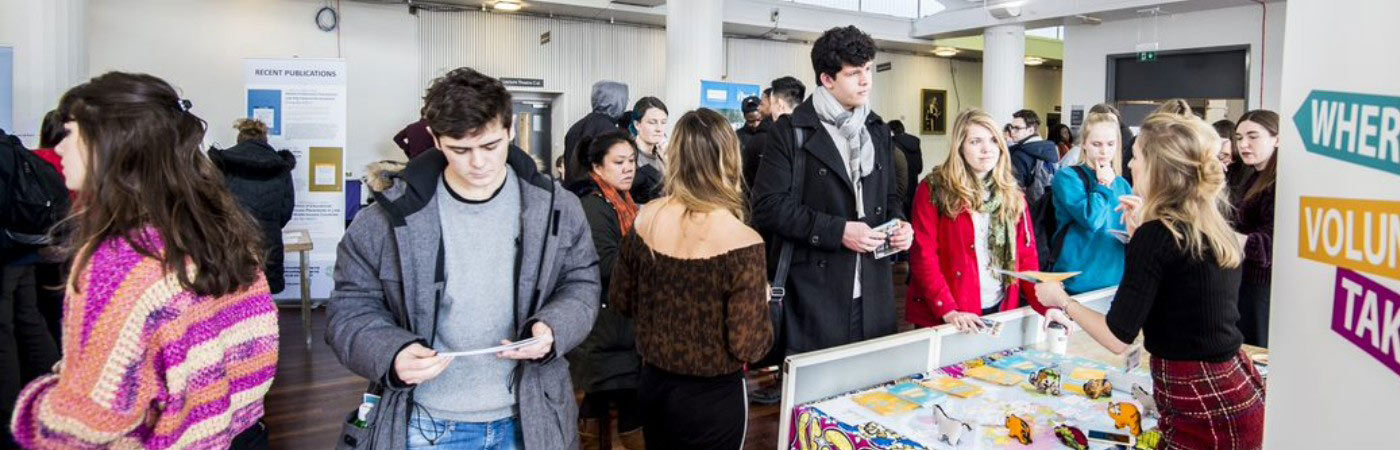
[437,337,543,357]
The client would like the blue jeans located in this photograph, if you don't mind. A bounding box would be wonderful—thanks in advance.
[407,415,523,450]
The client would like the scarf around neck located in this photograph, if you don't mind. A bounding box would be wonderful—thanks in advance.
[591,173,638,236]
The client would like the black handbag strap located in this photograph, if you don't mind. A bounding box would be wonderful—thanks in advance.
[771,127,808,304]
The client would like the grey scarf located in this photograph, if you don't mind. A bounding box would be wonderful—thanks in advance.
[813,86,876,214]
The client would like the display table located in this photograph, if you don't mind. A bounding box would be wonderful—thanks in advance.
[776,288,1269,450]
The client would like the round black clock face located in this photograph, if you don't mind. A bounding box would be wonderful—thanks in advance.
[316,6,338,32]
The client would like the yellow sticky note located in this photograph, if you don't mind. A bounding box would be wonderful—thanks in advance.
[1070,367,1107,381]
[923,377,985,398]
[851,391,919,416]
[966,366,1021,386]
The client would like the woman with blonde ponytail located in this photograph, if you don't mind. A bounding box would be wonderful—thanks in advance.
[1036,113,1265,449]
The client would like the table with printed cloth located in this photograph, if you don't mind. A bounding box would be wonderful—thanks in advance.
[786,328,1271,450]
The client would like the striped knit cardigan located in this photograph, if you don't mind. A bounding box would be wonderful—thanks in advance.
[9,231,279,449]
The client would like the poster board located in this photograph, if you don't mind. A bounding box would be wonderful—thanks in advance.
[699,80,761,128]
[1265,0,1400,448]
[244,58,346,302]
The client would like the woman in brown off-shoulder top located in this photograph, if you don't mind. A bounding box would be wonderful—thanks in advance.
[609,108,773,450]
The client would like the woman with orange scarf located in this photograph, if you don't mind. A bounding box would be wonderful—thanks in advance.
[566,130,645,450]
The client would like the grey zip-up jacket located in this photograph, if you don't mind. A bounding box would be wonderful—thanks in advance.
[326,147,600,449]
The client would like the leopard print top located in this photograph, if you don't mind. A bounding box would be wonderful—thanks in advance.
[608,232,774,376]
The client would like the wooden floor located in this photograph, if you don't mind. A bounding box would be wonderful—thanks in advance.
[264,264,910,449]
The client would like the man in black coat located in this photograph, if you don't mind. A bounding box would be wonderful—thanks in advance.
[563,80,628,187]
[888,120,922,218]
[1007,109,1060,203]
[752,26,914,361]
[209,120,296,293]
[743,77,805,191]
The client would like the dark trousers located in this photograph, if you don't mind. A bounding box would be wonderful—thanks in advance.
[1,265,61,448]
[580,389,642,432]
[1238,280,1271,348]
[229,421,269,450]
[639,365,747,450]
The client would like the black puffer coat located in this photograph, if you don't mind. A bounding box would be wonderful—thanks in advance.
[210,140,296,293]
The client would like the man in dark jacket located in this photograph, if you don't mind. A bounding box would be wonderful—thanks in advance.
[209,119,296,293]
[563,80,628,186]
[326,67,600,450]
[743,77,805,190]
[752,25,914,362]
[1007,109,1060,203]
[888,120,923,218]
[737,95,764,150]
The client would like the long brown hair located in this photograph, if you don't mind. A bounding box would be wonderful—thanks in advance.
[662,108,747,222]
[1136,113,1242,268]
[1236,109,1279,202]
[58,72,264,296]
[927,108,1025,224]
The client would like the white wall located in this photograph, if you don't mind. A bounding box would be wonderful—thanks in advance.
[86,0,418,178]
[1062,2,1285,119]
[0,0,86,147]
[77,2,1061,180]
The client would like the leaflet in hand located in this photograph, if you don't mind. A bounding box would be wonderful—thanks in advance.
[991,268,1081,284]
[437,337,542,357]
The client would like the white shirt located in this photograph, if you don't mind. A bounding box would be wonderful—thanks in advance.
[971,210,1006,310]
[820,120,863,299]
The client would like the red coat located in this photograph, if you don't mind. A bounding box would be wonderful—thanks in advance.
[906,182,1046,327]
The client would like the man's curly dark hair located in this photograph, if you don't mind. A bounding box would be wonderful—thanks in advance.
[420,67,513,139]
[810,26,876,86]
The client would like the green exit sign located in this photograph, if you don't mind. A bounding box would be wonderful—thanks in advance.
[1138,51,1157,62]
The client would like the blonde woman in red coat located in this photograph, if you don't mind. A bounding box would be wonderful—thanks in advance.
[906,108,1059,331]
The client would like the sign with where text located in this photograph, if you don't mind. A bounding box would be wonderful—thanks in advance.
[1293,90,1400,177]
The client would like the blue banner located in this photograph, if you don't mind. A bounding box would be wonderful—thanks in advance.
[1293,89,1400,177]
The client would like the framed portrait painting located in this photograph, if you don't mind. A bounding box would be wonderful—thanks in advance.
[921,89,947,135]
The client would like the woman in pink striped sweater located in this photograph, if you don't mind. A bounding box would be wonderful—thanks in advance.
[8,72,279,449]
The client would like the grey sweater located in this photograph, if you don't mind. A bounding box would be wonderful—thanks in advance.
[415,173,522,422]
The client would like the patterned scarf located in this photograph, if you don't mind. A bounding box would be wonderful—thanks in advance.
[977,178,1018,289]
[592,173,638,236]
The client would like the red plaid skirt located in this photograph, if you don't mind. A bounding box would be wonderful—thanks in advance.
[1150,350,1266,450]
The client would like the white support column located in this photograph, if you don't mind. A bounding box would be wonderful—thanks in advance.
[664,0,723,118]
[982,24,1025,126]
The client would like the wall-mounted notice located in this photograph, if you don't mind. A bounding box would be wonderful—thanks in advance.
[245,58,346,302]
[699,80,761,129]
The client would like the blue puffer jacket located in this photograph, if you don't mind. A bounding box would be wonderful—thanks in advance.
[1049,165,1133,293]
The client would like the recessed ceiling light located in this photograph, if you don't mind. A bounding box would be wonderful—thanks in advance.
[933,47,959,57]
[495,1,522,12]
[1024,56,1046,66]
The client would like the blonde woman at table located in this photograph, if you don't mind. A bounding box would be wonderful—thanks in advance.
[906,109,1051,332]
[1035,112,1265,450]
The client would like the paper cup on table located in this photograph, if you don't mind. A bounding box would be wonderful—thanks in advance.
[1047,322,1069,355]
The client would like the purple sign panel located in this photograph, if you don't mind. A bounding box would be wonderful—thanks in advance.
[1332,268,1400,378]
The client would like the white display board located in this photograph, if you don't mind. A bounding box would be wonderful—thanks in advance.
[244,58,347,301]
[1266,0,1400,448]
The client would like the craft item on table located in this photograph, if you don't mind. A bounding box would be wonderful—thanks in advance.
[1131,385,1159,418]
[1107,402,1144,436]
[1087,429,1135,446]
[966,365,1022,386]
[930,405,973,446]
[1082,378,1113,399]
[1135,428,1163,449]
[989,354,1041,374]
[887,381,945,406]
[1106,371,1151,394]
[1029,367,1063,396]
[1131,426,1164,445]
[852,391,920,416]
[858,421,922,449]
[1068,367,1108,381]
[1005,414,1033,445]
[924,377,985,399]
[1054,424,1090,450]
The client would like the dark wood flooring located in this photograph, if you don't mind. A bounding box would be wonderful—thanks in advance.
[264,264,911,449]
